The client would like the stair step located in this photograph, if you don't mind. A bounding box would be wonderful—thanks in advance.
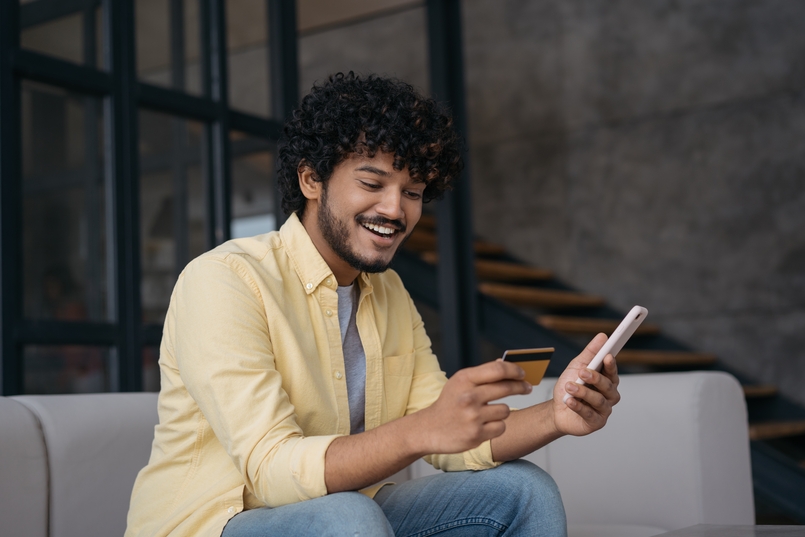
[479,282,605,309]
[615,350,717,367]
[742,384,778,398]
[404,229,506,256]
[537,315,661,336]
[472,240,506,256]
[475,259,553,280]
[421,253,552,281]
[403,229,438,251]
[749,420,805,441]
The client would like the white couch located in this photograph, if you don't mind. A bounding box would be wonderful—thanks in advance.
[0,372,754,537]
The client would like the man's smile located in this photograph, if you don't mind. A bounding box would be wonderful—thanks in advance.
[358,218,405,244]
[361,222,397,237]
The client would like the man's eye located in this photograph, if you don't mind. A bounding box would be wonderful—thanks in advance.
[405,191,423,200]
[360,181,381,189]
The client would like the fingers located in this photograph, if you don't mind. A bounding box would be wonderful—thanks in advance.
[452,402,510,443]
[478,402,511,423]
[573,333,608,369]
[454,380,530,412]
[602,354,620,388]
[563,359,620,426]
[474,380,532,404]
[480,420,507,440]
[459,359,527,386]
[582,355,621,402]
[563,392,606,428]
[558,343,622,436]
[478,405,510,441]
[579,359,619,403]
[565,381,608,413]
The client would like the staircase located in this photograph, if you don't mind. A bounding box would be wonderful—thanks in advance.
[393,213,805,524]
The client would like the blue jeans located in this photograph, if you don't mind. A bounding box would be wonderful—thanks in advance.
[221,459,567,536]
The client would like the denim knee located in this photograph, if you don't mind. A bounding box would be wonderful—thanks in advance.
[222,492,394,537]
[491,459,567,536]
[494,460,563,502]
[325,492,395,537]
[501,459,560,489]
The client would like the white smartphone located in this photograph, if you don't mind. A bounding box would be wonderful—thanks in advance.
[563,305,648,404]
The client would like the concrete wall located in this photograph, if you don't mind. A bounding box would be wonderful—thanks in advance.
[463,0,805,405]
[299,1,805,405]
[299,5,429,97]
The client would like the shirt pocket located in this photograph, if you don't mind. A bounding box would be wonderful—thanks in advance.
[383,352,415,419]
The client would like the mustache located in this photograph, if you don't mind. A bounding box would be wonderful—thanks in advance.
[356,215,406,233]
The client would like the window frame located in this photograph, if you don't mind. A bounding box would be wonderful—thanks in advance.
[0,0,298,394]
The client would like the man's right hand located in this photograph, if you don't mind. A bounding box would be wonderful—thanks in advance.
[414,360,532,455]
[324,359,531,493]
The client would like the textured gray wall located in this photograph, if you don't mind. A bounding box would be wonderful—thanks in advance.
[464,0,805,405]
[299,6,429,97]
[298,1,805,405]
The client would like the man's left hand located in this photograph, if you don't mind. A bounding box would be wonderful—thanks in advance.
[551,333,621,437]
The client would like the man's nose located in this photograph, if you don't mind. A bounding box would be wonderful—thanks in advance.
[376,189,404,220]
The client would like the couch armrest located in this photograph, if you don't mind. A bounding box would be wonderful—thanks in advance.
[503,371,754,532]
[0,398,49,537]
[13,393,159,537]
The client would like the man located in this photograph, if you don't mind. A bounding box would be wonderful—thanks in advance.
[126,73,620,537]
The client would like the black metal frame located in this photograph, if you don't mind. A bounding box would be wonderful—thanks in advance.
[426,0,480,376]
[0,1,23,395]
[1,0,297,394]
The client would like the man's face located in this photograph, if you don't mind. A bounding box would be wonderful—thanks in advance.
[300,151,425,284]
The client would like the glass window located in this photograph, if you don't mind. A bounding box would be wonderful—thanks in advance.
[139,109,206,325]
[20,1,104,68]
[136,0,202,95]
[231,131,277,237]
[21,81,109,322]
[24,345,111,394]
[226,0,272,117]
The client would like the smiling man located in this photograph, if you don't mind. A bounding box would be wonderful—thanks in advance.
[126,73,621,537]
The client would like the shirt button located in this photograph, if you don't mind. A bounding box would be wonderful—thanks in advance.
[305,282,313,290]
[227,507,235,514]
[326,278,332,286]
[326,309,333,316]
[335,371,343,380]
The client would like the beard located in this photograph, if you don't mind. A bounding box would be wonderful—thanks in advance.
[317,185,401,274]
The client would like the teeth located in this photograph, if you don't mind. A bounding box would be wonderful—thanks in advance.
[363,223,395,236]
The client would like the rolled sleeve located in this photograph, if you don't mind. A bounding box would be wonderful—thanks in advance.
[423,440,501,472]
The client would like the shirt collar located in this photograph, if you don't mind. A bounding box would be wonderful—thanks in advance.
[279,212,373,296]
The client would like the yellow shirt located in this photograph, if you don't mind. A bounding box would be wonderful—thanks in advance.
[125,213,498,537]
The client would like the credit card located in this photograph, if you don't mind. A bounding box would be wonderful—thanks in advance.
[501,347,553,385]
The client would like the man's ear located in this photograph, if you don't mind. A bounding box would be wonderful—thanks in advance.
[298,164,322,201]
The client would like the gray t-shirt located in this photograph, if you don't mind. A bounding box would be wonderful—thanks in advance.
[336,284,366,434]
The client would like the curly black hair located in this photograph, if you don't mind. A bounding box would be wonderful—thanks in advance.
[276,72,463,217]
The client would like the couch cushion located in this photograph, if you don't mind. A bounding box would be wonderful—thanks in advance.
[0,397,49,537]
[13,393,159,537]
[568,523,667,537]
